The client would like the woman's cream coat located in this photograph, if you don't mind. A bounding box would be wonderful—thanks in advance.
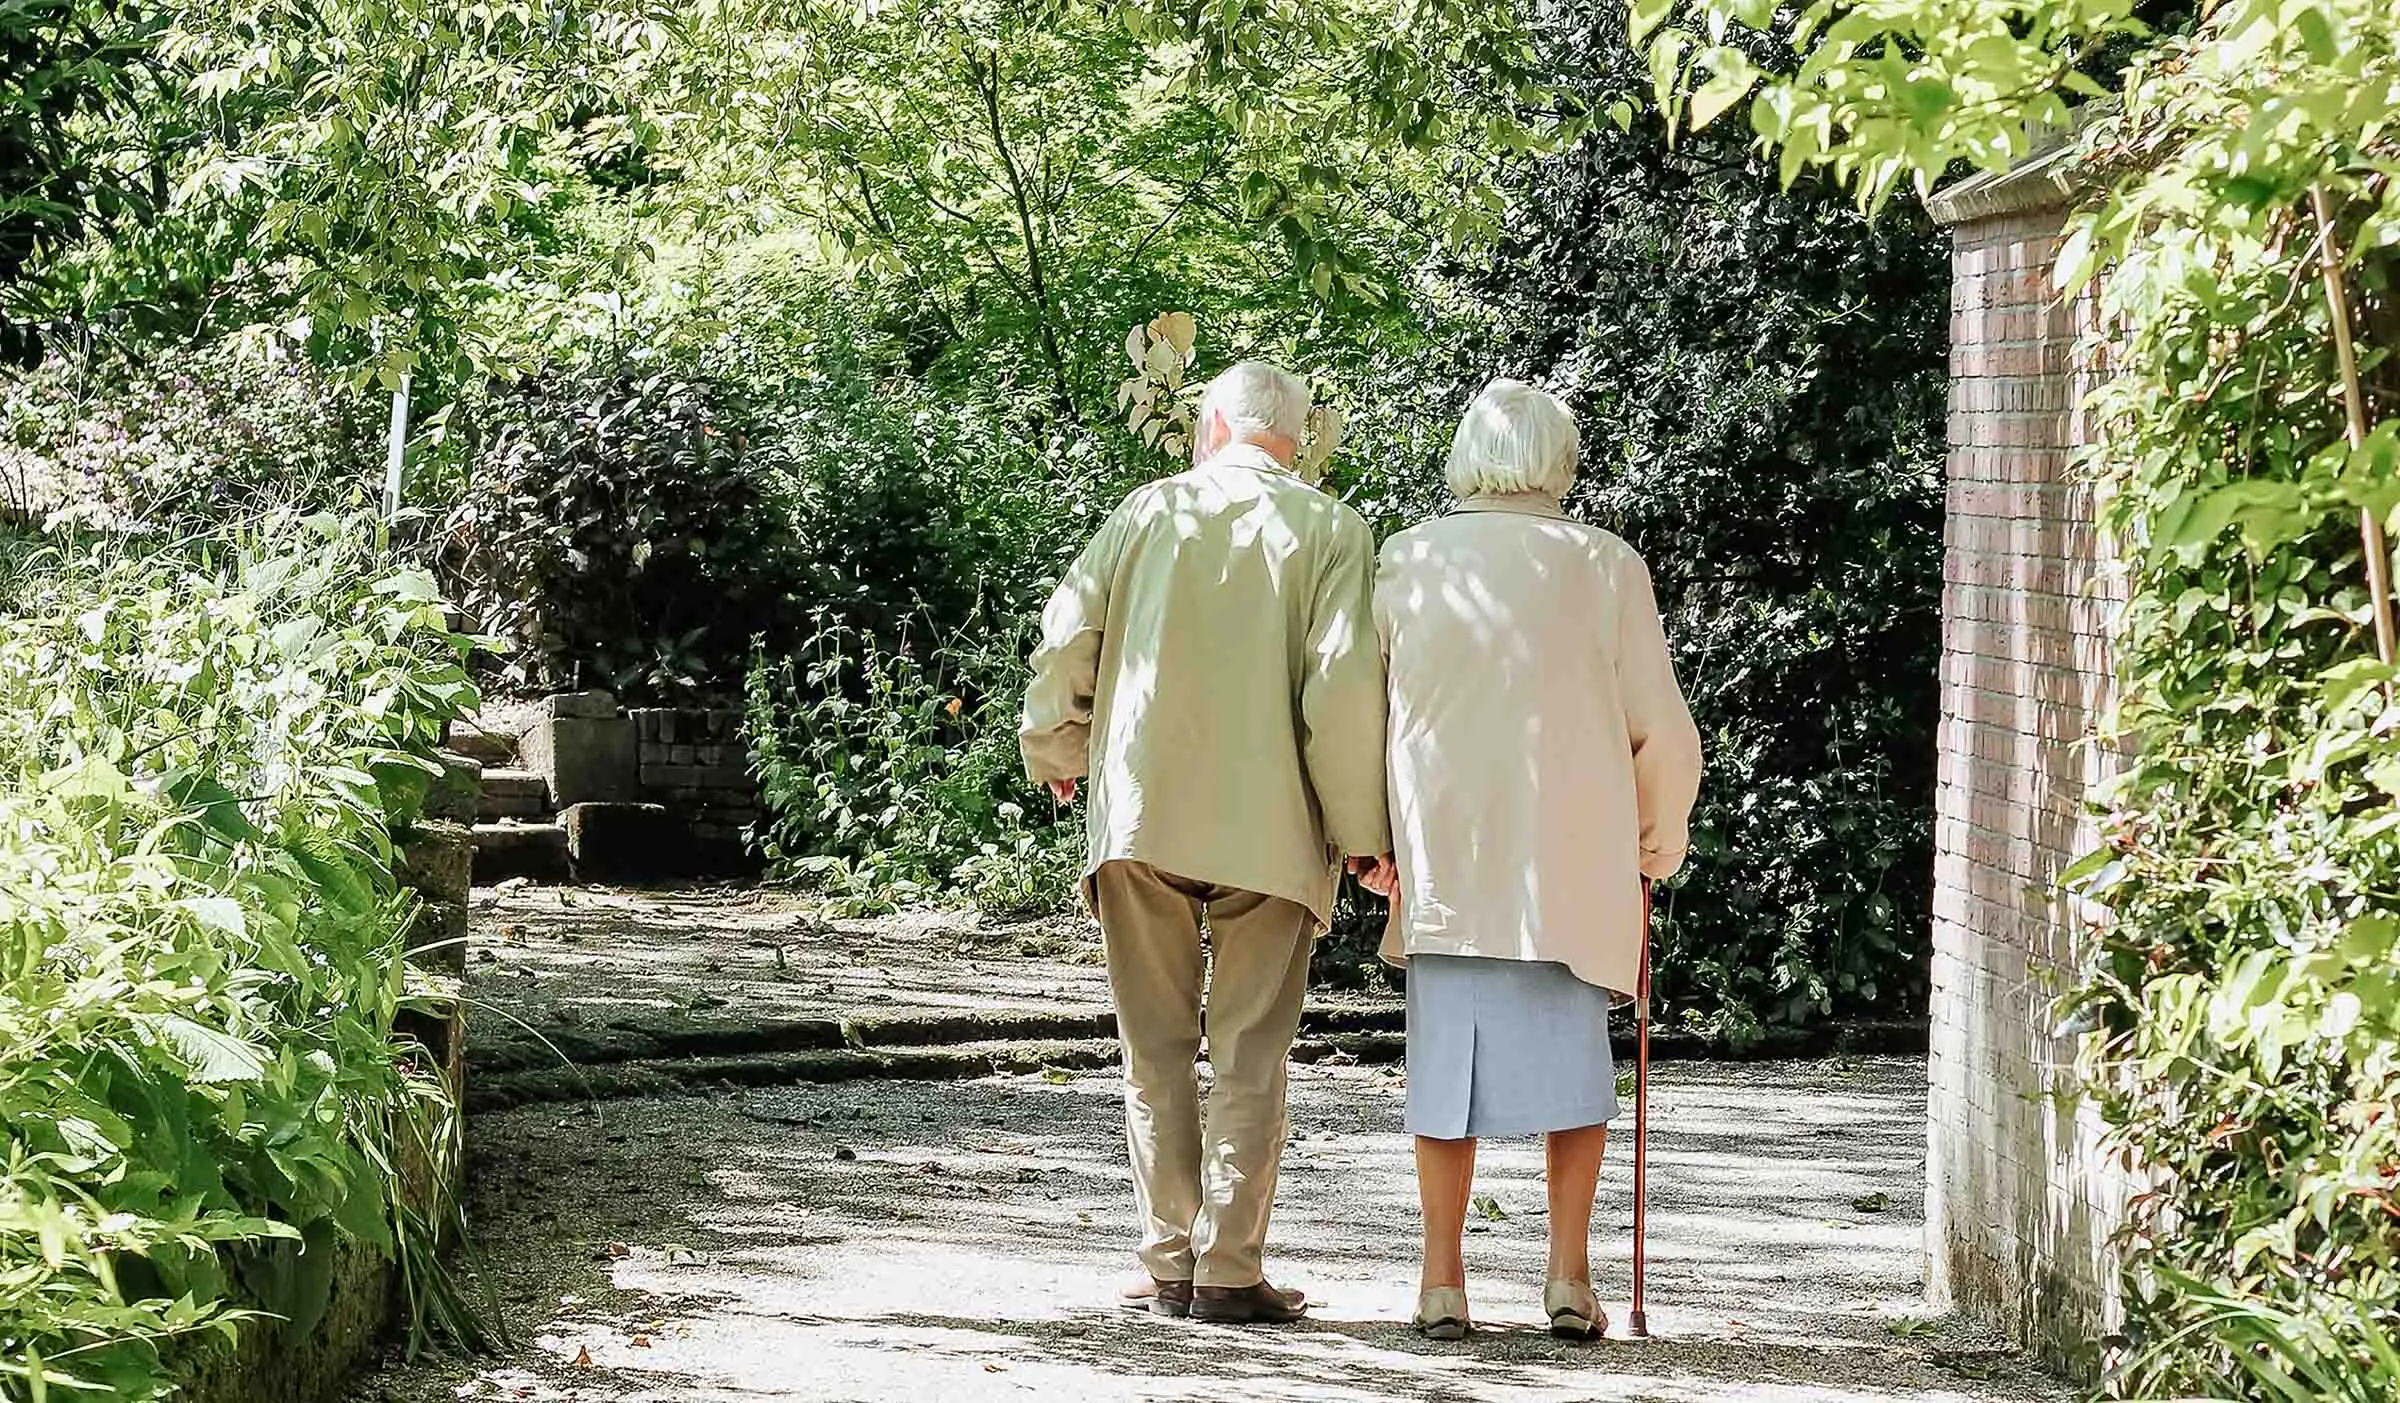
[1374,495,1703,998]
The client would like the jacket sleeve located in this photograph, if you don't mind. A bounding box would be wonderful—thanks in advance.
[1019,503,1130,784]
[1615,548,1703,880]
[1300,510,1392,857]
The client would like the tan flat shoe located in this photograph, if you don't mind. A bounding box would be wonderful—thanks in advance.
[1545,1279,1607,1341]
[1412,1285,1472,1341]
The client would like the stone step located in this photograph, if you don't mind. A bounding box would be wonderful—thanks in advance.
[446,725,520,767]
[462,1030,1427,1113]
[471,821,569,884]
[477,767,553,821]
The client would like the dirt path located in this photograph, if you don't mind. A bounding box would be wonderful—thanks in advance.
[350,1054,2059,1402]
[349,885,2060,1401]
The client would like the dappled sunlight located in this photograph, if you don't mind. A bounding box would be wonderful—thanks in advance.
[385,1059,2060,1403]
[465,884,1117,1033]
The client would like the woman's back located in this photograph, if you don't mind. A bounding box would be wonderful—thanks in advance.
[1374,496,1700,998]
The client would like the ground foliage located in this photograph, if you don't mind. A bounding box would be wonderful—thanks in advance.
[0,515,480,1399]
[1640,0,2400,1390]
[0,339,382,530]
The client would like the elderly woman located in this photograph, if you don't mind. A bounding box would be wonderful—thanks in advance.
[1368,379,1702,1342]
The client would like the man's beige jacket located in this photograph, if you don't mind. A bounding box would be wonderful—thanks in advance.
[1373,494,1703,997]
[1019,444,1391,926]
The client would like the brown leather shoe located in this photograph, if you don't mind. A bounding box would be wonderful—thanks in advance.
[1190,1281,1308,1324]
[1119,1275,1193,1318]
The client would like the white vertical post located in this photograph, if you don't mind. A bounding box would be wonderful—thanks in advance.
[382,374,412,519]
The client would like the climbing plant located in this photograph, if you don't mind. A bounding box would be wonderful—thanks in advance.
[1634,0,2400,1391]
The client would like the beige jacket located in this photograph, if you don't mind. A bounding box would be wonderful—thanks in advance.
[1020,444,1391,926]
[1373,494,1703,997]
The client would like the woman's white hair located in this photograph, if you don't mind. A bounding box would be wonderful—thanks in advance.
[1198,360,1311,447]
[1446,378,1581,500]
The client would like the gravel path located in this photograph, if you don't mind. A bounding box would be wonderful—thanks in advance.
[347,1054,2062,1403]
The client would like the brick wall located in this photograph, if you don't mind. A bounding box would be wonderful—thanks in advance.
[627,708,760,852]
[1925,197,2127,1369]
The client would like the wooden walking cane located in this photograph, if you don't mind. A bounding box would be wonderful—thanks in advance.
[1628,876,1653,1339]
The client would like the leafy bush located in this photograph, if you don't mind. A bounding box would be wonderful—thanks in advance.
[0,340,384,532]
[0,513,479,1398]
[438,270,1130,705]
[2057,43,2400,1392]
[436,353,805,702]
[1390,17,1948,1042]
[745,617,1079,919]
[1634,0,2400,1387]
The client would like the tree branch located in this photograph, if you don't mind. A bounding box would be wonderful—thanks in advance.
[971,50,1078,422]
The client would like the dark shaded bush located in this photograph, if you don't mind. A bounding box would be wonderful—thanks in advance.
[436,356,806,702]
[1369,17,1949,1041]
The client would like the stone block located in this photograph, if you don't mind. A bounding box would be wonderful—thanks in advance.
[521,713,638,806]
[544,689,618,720]
[405,898,470,975]
[476,767,552,821]
[561,802,683,882]
[444,722,517,767]
[393,973,463,1093]
[393,821,473,905]
[471,821,571,883]
[423,749,484,824]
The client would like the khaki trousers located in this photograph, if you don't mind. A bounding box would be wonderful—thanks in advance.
[1091,859,1313,1289]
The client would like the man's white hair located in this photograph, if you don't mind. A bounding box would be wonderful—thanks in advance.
[1198,360,1311,447]
[1446,378,1581,500]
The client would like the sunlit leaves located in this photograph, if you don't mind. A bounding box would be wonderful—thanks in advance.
[0,513,480,1394]
[1644,0,2145,208]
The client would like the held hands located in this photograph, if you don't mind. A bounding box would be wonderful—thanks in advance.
[1047,778,1079,803]
[1346,853,1399,898]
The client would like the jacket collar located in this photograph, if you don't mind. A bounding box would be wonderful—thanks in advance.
[1453,491,1566,519]
[1199,442,1302,480]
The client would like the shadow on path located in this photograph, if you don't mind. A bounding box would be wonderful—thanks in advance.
[349,1056,2058,1403]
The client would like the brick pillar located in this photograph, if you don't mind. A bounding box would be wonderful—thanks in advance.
[1924,180,2126,1369]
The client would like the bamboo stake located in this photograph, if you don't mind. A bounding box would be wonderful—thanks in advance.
[2311,184,2399,669]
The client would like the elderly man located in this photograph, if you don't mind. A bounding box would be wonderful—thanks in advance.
[1021,360,1391,1325]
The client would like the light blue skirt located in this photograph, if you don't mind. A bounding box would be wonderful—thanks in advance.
[1405,954,1620,1140]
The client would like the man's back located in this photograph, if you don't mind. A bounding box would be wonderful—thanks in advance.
[1021,444,1388,922]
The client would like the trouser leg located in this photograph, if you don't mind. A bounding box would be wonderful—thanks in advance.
[1092,860,1207,1282]
[1189,886,1313,1288]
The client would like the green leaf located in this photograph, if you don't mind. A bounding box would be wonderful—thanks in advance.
[138,1015,270,1085]
[1628,0,1675,46]
[1688,46,1760,131]
[374,568,442,605]
[42,754,134,805]
[167,773,266,845]
[178,897,249,943]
